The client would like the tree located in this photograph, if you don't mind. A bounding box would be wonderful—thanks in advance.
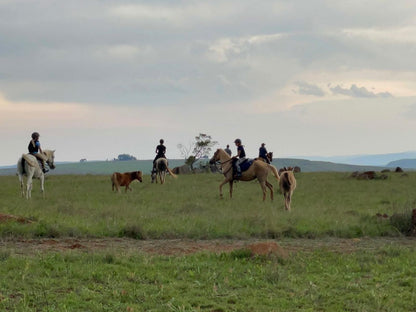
[116,154,137,161]
[177,133,218,170]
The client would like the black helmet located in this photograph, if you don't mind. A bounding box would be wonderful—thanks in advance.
[234,138,241,144]
[160,139,164,144]
[31,132,40,139]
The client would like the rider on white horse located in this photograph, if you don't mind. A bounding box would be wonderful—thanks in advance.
[28,132,49,173]
[153,139,167,173]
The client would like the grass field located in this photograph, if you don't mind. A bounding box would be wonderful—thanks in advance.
[1,172,415,239]
[1,172,416,311]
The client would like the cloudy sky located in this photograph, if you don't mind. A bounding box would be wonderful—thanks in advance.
[1,0,416,165]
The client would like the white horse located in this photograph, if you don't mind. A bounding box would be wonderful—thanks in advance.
[17,150,56,199]
[151,158,176,184]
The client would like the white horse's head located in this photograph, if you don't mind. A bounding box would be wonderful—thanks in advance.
[44,150,56,169]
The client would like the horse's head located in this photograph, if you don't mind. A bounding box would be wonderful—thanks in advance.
[267,152,273,162]
[209,149,221,164]
[44,150,56,170]
[135,171,143,183]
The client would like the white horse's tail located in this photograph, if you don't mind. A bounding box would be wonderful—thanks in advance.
[166,167,177,178]
[22,154,37,167]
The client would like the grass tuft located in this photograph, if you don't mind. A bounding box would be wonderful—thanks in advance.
[118,224,146,240]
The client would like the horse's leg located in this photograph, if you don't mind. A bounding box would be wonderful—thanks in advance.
[229,181,234,198]
[284,191,289,210]
[259,181,267,201]
[40,174,45,199]
[287,191,293,211]
[26,175,33,199]
[218,178,229,198]
[265,181,274,200]
[18,174,25,197]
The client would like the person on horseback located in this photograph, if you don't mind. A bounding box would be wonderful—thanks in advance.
[153,139,166,173]
[224,144,232,156]
[233,138,246,179]
[258,143,270,164]
[28,132,49,173]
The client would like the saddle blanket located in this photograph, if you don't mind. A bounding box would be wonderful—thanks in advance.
[240,159,254,172]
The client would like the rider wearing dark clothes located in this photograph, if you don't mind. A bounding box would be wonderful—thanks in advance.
[28,132,48,173]
[153,139,166,172]
[233,138,246,179]
[258,143,270,163]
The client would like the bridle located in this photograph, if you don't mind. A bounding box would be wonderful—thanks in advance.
[215,157,234,175]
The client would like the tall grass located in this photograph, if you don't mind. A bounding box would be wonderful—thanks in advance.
[1,172,415,239]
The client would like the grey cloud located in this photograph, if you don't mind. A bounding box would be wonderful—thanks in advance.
[0,0,411,108]
[294,81,325,97]
[330,84,393,98]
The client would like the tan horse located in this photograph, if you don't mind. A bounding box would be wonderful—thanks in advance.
[209,148,280,201]
[279,169,297,211]
[151,158,176,184]
[17,150,56,199]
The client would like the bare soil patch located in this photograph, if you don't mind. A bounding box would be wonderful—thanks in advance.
[1,237,415,257]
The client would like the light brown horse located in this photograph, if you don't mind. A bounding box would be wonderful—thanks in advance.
[279,169,297,211]
[209,148,280,201]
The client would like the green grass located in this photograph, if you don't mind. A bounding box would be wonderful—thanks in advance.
[2,172,416,311]
[1,172,415,239]
[0,245,415,311]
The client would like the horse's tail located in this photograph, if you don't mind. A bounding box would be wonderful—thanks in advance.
[267,164,280,182]
[166,167,177,178]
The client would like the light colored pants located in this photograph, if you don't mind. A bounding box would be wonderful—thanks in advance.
[33,153,47,167]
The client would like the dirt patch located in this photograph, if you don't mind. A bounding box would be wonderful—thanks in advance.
[0,213,33,224]
[247,241,288,258]
[1,237,416,257]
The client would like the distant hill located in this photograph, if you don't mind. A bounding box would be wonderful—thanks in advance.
[387,159,416,169]
[274,159,384,172]
[0,158,389,176]
[299,151,416,166]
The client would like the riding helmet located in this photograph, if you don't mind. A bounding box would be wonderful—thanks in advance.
[31,132,40,139]
[234,138,241,144]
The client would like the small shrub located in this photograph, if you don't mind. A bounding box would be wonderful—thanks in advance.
[35,222,60,238]
[390,211,413,235]
[226,248,253,260]
[119,225,146,240]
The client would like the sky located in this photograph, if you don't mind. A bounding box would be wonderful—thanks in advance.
[1,0,416,165]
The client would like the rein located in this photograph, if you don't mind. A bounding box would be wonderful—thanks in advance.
[217,157,234,175]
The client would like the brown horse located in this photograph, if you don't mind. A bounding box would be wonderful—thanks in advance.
[279,169,297,211]
[209,149,280,201]
[257,151,273,163]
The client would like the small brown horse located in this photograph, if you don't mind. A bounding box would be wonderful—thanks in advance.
[209,149,280,201]
[279,169,297,211]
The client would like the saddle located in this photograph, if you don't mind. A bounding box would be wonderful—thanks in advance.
[232,158,254,178]
[240,159,254,172]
